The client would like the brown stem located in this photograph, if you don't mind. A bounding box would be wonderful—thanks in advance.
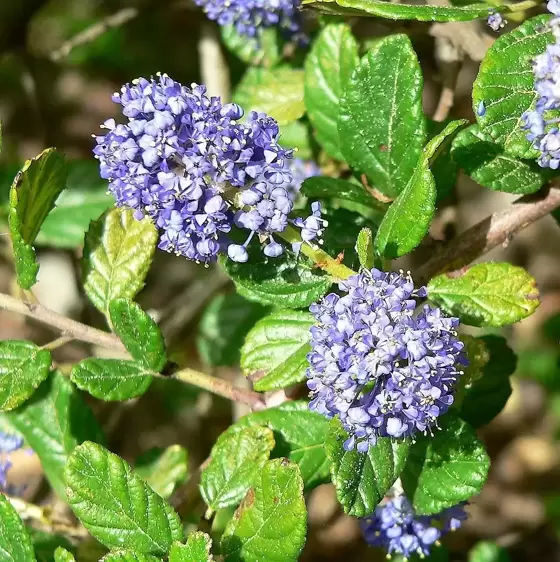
[416,183,560,283]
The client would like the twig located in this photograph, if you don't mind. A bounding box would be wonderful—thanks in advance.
[432,36,462,122]
[197,21,231,101]
[170,457,211,517]
[416,183,560,283]
[41,335,74,351]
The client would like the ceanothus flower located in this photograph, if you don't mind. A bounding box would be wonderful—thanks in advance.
[487,12,506,31]
[361,495,468,559]
[94,74,323,264]
[306,268,466,452]
[0,430,24,492]
[194,0,306,43]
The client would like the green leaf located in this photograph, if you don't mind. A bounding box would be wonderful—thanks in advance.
[428,262,540,327]
[469,541,512,562]
[135,445,188,499]
[66,441,183,554]
[36,160,113,248]
[451,125,548,194]
[356,227,375,269]
[221,25,281,68]
[197,294,270,367]
[234,401,331,489]
[0,340,51,411]
[304,23,359,159]
[221,459,307,562]
[109,299,166,371]
[241,309,313,391]
[402,414,490,514]
[279,121,313,160]
[221,251,332,309]
[8,371,105,499]
[473,15,554,158]
[9,148,67,288]
[54,548,76,562]
[428,119,460,201]
[169,533,214,561]
[234,67,305,125]
[460,336,517,428]
[71,358,153,401]
[303,0,502,21]
[83,208,158,314]
[0,494,36,561]
[201,426,275,511]
[326,419,410,517]
[100,552,160,562]
[30,530,74,562]
[338,34,425,197]
[301,176,383,210]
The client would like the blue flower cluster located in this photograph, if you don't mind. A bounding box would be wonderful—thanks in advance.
[194,0,305,43]
[94,75,323,264]
[306,268,466,452]
[487,12,506,31]
[522,0,560,168]
[361,495,467,559]
[0,431,24,492]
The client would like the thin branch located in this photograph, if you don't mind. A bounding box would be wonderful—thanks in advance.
[170,457,211,517]
[198,22,231,101]
[416,183,560,283]
[41,335,74,351]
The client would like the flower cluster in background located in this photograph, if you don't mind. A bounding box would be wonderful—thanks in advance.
[361,494,467,558]
[306,268,467,452]
[487,12,506,31]
[94,75,323,264]
[0,430,24,494]
[194,0,306,43]
[522,0,560,168]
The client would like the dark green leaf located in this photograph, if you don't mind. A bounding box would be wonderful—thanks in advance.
[197,294,269,367]
[135,445,188,499]
[241,309,313,391]
[221,25,281,67]
[8,371,105,499]
[428,119,459,201]
[339,34,425,198]
[428,262,540,327]
[451,125,548,194]
[473,16,554,158]
[234,67,305,125]
[101,552,160,562]
[9,148,67,288]
[356,227,375,269]
[201,426,275,510]
[71,358,153,401]
[169,532,213,561]
[83,208,157,314]
[54,548,76,562]
[305,23,359,159]
[234,401,331,489]
[0,494,36,561]
[301,176,383,210]
[66,441,183,554]
[469,541,512,562]
[109,299,166,371]
[460,336,517,428]
[402,414,490,514]
[326,419,410,517]
[0,340,51,411]
[30,530,74,562]
[221,459,306,562]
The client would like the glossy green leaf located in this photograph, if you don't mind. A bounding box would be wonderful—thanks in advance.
[54,548,76,562]
[66,442,183,554]
[473,16,554,158]
[428,262,540,327]
[301,176,383,210]
[460,336,517,428]
[234,401,331,489]
[201,426,275,510]
[135,445,188,499]
[197,294,269,367]
[83,208,157,314]
[36,160,112,248]
[221,459,306,562]
[0,340,51,412]
[338,34,426,197]
[234,67,305,125]
[241,309,313,391]
[222,251,332,309]
[8,371,105,499]
[402,414,490,514]
[71,358,152,401]
[101,552,160,562]
[0,494,36,561]
[169,533,213,561]
[326,419,410,517]
[428,119,460,201]
[303,0,502,21]
[9,148,67,288]
[469,541,512,562]
[356,227,375,269]
[451,125,547,194]
[221,25,281,67]
[305,23,359,159]
[109,299,166,372]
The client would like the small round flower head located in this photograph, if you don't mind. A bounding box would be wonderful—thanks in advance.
[360,495,468,559]
[194,0,306,43]
[306,268,466,452]
[0,431,24,491]
[487,12,506,31]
